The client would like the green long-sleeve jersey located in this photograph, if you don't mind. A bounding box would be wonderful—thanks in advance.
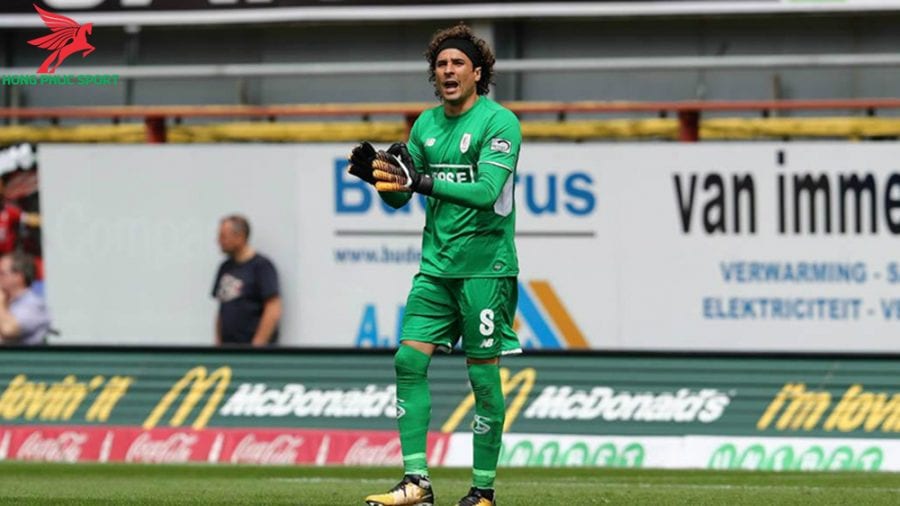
[381,96,521,278]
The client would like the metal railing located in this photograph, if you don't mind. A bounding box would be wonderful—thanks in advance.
[3,98,900,142]
[5,53,900,79]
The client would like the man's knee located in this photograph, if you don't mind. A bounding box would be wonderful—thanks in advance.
[395,344,431,378]
[467,363,502,398]
[466,356,499,366]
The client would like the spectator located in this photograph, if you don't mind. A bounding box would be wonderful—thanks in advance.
[211,214,282,347]
[0,176,40,255]
[0,252,51,346]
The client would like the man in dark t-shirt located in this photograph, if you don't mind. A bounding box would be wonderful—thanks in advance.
[212,215,282,346]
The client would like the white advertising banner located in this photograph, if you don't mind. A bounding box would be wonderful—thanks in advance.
[444,434,898,471]
[39,145,306,346]
[596,143,900,352]
[445,433,680,469]
[313,143,900,352]
[39,143,900,351]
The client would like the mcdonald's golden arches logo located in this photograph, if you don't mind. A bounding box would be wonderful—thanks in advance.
[143,366,231,430]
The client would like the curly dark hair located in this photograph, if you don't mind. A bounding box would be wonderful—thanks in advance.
[425,23,495,98]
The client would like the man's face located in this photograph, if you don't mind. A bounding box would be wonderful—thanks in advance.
[217,221,243,256]
[0,257,20,293]
[435,48,481,105]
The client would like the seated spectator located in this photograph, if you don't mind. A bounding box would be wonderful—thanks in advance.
[0,252,51,345]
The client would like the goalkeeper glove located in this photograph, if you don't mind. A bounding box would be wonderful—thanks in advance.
[347,141,378,185]
[372,143,434,195]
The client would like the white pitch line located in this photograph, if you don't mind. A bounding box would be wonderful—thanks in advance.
[271,478,389,484]
[269,477,900,493]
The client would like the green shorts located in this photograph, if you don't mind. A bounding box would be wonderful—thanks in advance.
[401,273,522,359]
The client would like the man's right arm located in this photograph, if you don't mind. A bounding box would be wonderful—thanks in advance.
[379,191,413,209]
[378,117,425,209]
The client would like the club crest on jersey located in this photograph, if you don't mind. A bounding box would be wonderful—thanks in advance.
[459,133,472,153]
[425,138,436,147]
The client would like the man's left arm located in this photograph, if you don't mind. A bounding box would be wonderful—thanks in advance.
[430,165,510,211]
[252,296,282,347]
[251,258,281,347]
[0,290,20,342]
[0,292,48,344]
[432,110,521,209]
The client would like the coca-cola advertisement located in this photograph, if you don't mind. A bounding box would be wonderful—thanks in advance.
[16,430,90,463]
[342,435,403,466]
[125,432,200,464]
[0,425,451,466]
[229,434,303,465]
[1,428,105,463]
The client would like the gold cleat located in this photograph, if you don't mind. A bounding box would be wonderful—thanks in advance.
[455,487,495,506]
[364,474,434,506]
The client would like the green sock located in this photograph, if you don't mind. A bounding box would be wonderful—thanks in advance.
[394,345,432,477]
[467,363,505,489]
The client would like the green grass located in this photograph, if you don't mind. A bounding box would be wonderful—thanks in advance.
[1,462,900,505]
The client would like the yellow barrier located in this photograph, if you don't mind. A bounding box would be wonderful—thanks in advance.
[0,122,407,144]
[700,117,900,140]
[168,121,407,143]
[522,119,678,140]
[0,124,147,144]
[2,117,900,143]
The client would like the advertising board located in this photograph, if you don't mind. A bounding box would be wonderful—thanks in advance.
[3,349,900,470]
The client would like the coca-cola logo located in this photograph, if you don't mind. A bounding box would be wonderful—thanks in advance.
[230,434,303,465]
[17,431,87,463]
[343,437,402,465]
[126,433,197,463]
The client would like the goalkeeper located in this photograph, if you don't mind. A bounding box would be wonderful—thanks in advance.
[349,23,521,506]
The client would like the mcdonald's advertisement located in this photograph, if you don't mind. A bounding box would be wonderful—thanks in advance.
[3,349,900,470]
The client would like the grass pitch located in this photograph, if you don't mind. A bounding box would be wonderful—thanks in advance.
[1,462,900,505]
